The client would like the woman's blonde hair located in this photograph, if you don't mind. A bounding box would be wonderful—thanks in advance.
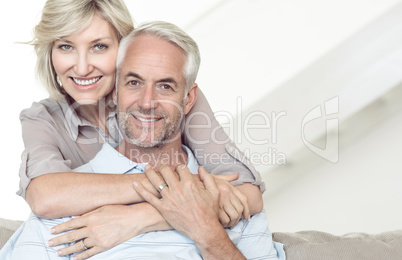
[31,0,134,100]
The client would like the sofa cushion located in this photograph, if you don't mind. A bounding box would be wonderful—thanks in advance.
[0,218,23,249]
[273,230,402,260]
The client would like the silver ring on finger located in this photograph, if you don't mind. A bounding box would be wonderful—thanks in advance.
[81,239,88,250]
[157,183,168,193]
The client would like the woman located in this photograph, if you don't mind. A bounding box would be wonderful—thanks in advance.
[8,0,265,259]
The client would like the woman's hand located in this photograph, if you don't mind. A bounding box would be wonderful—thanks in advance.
[188,169,250,228]
[214,177,250,227]
[48,204,142,260]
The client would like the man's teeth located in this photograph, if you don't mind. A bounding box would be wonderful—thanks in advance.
[73,77,101,86]
[136,116,158,122]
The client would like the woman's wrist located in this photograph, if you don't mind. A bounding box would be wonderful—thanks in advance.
[129,202,172,235]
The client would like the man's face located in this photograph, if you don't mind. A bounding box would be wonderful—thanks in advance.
[115,35,196,147]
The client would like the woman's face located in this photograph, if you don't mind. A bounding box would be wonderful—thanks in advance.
[52,14,119,104]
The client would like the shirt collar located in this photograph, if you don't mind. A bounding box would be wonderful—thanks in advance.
[58,97,117,141]
[90,143,148,174]
[88,143,199,174]
[182,145,200,174]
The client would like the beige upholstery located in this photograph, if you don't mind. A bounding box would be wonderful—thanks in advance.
[273,230,402,260]
[0,218,23,249]
[2,217,402,259]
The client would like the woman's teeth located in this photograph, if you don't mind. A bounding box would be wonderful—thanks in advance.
[73,76,101,86]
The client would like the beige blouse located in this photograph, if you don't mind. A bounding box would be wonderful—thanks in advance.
[18,91,265,198]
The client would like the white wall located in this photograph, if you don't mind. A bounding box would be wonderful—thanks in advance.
[265,85,402,234]
[1,0,401,236]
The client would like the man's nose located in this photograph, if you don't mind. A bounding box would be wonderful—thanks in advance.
[138,86,157,110]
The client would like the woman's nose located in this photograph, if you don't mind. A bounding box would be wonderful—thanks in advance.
[74,53,94,76]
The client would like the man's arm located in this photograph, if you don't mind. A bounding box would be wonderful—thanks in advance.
[192,221,246,260]
[133,165,246,260]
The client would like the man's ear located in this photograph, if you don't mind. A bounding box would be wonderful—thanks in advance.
[183,83,198,115]
[112,88,117,105]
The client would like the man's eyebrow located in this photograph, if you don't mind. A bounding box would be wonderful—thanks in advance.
[158,78,177,85]
[124,72,144,81]
[123,73,178,85]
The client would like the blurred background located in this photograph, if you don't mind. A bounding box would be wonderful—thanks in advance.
[1,0,401,235]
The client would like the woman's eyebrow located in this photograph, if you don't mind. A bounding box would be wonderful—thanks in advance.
[90,37,114,43]
[55,37,114,43]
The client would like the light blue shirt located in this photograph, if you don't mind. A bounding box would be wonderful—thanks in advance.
[74,143,200,175]
[1,143,284,259]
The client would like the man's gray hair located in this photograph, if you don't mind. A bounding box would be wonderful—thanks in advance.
[116,21,201,90]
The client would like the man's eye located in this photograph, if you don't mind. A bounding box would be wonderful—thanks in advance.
[128,80,140,86]
[160,84,172,90]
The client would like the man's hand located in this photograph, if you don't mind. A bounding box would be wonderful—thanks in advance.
[48,204,141,259]
[133,165,246,260]
[133,165,220,242]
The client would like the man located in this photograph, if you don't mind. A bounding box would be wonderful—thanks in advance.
[1,21,283,259]
[104,20,281,259]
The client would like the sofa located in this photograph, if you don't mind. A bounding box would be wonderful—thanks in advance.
[273,230,402,259]
[0,218,23,250]
[1,217,402,259]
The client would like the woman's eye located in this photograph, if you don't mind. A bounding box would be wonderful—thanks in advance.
[59,45,72,50]
[94,44,108,51]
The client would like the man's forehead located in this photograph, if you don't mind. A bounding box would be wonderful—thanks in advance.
[119,35,186,80]
[125,35,185,60]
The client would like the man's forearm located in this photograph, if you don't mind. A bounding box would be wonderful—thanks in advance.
[26,172,159,219]
[194,222,246,260]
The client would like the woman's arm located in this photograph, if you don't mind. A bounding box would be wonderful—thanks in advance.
[22,92,264,220]
[26,172,159,219]
[49,202,171,260]
[183,89,265,217]
[20,100,159,219]
[46,168,258,259]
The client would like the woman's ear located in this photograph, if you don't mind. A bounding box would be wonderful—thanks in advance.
[183,83,198,115]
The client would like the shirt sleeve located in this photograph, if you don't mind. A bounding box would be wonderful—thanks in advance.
[17,102,73,199]
[182,89,266,193]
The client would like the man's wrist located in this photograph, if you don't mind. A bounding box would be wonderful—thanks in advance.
[195,225,245,260]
